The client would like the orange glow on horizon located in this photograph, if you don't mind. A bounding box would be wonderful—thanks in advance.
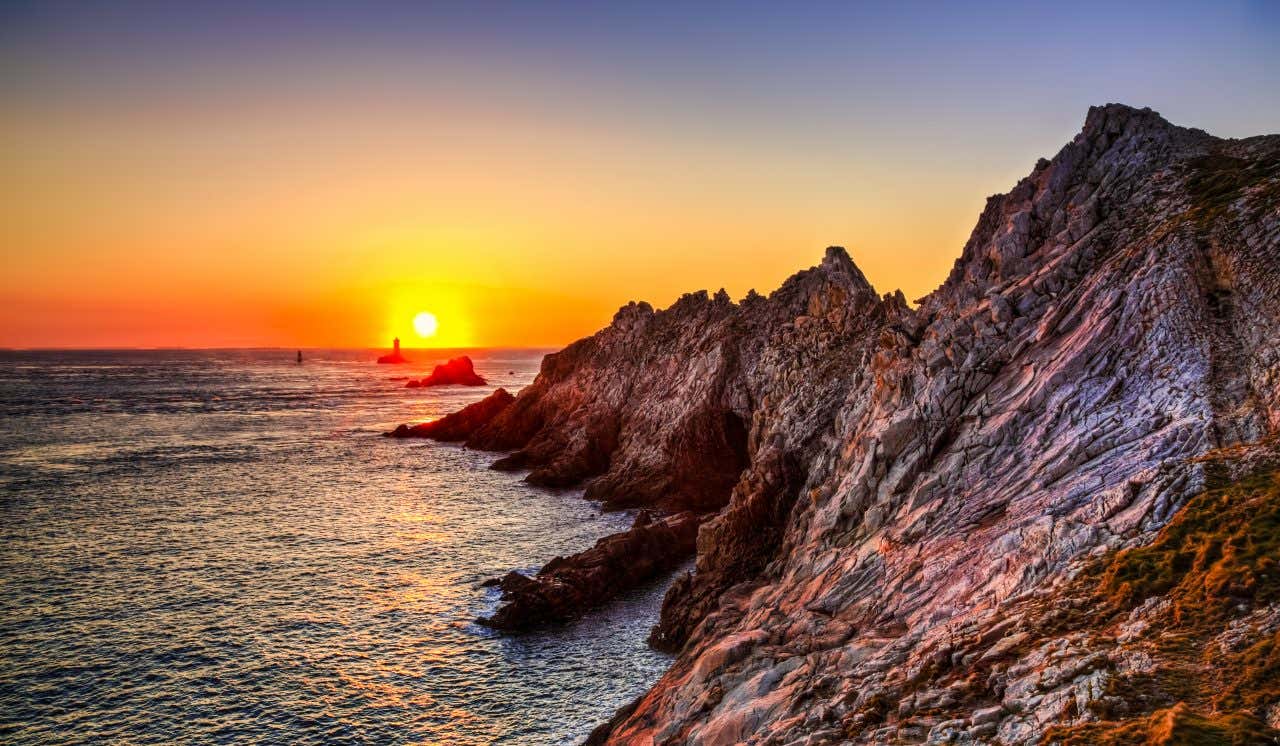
[0,44,989,350]
[2,4,1276,350]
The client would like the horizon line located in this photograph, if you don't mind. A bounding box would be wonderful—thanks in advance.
[0,345,563,352]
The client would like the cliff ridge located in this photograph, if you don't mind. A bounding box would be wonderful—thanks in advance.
[396,104,1280,743]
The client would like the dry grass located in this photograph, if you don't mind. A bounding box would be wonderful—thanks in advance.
[1043,471,1280,744]
[1045,702,1276,745]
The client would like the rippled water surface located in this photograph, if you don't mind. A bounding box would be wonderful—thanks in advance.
[0,349,673,744]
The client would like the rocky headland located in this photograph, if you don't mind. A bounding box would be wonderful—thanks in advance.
[397,105,1280,743]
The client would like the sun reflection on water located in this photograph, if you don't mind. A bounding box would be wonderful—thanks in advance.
[0,349,673,745]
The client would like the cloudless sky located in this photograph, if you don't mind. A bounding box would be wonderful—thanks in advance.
[2,1,1277,347]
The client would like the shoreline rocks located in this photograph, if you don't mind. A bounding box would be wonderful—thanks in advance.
[385,388,513,441]
[478,510,702,631]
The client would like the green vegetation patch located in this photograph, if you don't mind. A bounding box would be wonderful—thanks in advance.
[1093,472,1280,629]
[1038,471,1280,744]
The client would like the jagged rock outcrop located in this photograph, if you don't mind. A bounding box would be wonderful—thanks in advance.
[432,105,1280,742]
[385,388,513,441]
[406,355,486,387]
[480,510,702,631]
[466,246,894,508]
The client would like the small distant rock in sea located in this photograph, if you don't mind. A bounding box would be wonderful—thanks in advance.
[405,356,486,387]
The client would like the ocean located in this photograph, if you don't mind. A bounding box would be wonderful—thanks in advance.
[0,349,673,745]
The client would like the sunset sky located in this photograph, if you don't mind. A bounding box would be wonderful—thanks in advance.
[3,1,1278,348]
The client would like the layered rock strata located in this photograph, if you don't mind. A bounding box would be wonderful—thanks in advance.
[426,105,1280,742]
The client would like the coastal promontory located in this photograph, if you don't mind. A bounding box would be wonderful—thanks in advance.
[396,105,1280,743]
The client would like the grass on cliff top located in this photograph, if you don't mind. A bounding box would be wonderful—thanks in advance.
[1044,703,1277,746]
[1186,152,1280,229]
[1043,470,1280,745]
[1093,470,1280,712]
[1092,471,1280,628]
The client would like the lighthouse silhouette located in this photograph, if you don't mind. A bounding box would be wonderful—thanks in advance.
[377,336,408,364]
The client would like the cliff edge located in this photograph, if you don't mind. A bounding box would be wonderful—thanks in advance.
[413,105,1280,743]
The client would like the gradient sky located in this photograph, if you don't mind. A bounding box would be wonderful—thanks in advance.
[3,1,1278,348]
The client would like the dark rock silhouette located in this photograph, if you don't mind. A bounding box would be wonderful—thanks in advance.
[406,355,486,387]
[376,337,409,364]
[478,510,702,631]
[385,388,513,441]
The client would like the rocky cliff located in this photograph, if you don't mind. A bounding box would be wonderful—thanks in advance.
[427,105,1280,743]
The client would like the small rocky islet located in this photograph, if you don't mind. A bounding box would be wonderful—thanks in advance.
[405,355,487,388]
[387,105,1280,744]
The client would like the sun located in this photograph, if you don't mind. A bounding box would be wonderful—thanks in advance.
[413,311,439,339]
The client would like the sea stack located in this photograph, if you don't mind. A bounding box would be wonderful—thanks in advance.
[376,337,409,364]
[405,355,486,387]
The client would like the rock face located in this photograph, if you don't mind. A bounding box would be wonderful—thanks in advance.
[465,247,888,508]
[385,388,513,441]
[443,105,1279,742]
[406,355,486,387]
[480,510,702,631]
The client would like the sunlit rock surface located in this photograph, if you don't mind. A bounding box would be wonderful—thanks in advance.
[453,105,1280,743]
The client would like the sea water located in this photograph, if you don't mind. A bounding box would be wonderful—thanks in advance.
[0,349,672,744]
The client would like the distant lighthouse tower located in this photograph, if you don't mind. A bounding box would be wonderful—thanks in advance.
[378,336,408,364]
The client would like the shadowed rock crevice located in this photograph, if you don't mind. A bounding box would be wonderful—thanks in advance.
[650,446,808,651]
[584,408,750,513]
